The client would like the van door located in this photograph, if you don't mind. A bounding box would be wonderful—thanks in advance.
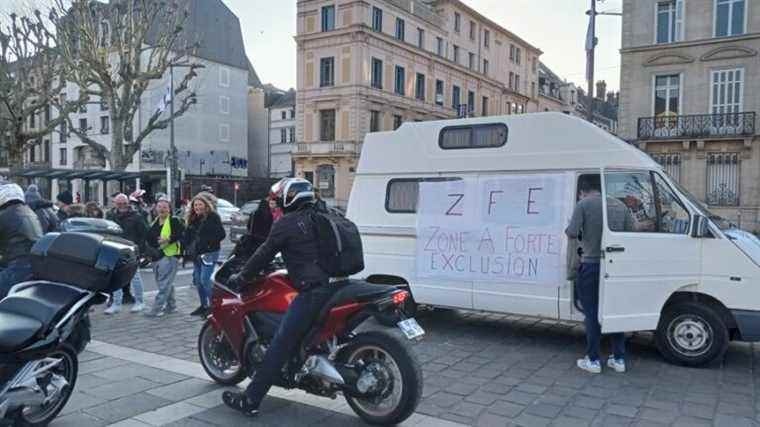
[599,170,701,333]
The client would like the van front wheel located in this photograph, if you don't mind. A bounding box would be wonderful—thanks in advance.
[655,301,728,367]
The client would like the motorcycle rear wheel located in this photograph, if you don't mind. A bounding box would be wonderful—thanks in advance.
[339,331,422,425]
[198,321,247,386]
[15,343,78,427]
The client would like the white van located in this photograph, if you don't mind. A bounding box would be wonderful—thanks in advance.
[347,112,760,366]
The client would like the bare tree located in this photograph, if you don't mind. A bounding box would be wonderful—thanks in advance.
[0,8,83,167]
[51,0,202,171]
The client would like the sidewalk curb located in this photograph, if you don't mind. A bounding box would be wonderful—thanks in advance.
[87,341,465,427]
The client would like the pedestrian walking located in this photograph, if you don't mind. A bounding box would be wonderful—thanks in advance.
[565,175,634,374]
[105,193,148,314]
[145,199,184,317]
[183,193,226,317]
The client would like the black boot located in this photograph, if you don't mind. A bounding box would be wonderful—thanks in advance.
[222,391,259,417]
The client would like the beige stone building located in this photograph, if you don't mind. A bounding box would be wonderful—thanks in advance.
[295,0,542,207]
[619,0,760,231]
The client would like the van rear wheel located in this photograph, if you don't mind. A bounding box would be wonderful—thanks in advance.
[655,301,728,367]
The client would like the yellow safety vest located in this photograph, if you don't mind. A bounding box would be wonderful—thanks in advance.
[159,217,181,257]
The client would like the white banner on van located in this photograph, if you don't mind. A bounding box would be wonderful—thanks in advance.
[416,174,570,286]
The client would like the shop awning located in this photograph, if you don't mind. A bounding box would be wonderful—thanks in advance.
[11,168,143,182]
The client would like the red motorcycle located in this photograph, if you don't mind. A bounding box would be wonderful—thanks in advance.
[198,257,425,425]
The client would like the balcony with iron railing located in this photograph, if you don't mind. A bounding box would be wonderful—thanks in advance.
[638,112,756,140]
[292,141,362,158]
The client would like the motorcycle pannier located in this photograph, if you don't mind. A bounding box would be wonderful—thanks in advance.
[31,232,139,293]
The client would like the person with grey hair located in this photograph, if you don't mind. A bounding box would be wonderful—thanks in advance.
[0,182,42,298]
[105,193,148,314]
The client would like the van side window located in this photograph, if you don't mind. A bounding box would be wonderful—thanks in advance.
[386,178,460,213]
[652,173,690,234]
[439,123,507,149]
[604,172,690,234]
[604,172,656,232]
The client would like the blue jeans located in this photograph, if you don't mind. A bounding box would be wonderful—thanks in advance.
[245,284,336,407]
[193,251,219,308]
[576,262,625,362]
[113,271,145,306]
[0,259,33,300]
[153,256,179,310]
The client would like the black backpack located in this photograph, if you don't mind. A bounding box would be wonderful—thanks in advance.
[310,205,364,277]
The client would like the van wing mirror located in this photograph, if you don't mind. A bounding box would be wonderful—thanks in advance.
[691,215,709,238]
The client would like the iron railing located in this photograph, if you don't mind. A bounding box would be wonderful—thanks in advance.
[638,112,756,140]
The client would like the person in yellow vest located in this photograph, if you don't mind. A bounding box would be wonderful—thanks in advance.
[144,198,185,317]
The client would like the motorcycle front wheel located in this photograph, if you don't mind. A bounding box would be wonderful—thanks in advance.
[339,331,423,426]
[198,321,247,385]
[15,343,78,427]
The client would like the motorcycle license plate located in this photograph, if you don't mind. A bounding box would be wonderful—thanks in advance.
[397,318,425,340]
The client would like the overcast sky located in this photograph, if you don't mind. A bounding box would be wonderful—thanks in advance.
[224,0,623,93]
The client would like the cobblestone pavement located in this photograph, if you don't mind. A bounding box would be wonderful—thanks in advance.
[51,345,458,427]
[90,287,760,426]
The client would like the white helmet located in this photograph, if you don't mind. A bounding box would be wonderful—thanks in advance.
[0,183,25,207]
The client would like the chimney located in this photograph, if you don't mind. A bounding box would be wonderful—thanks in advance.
[606,91,615,105]
[596,80,607,100]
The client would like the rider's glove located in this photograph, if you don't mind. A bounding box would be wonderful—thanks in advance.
[227,273,246,290]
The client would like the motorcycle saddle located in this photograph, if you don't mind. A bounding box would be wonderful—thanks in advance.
[0,282,88,352]
[316,280,396,321]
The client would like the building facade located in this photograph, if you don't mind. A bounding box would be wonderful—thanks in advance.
[269,91,297,178]
[537,62,577,114]
[24,0,252,203]
[619,0,760,231]
[295,0,542,207]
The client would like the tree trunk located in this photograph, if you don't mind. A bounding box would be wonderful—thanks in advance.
[110,117,125,171]
[9,132,26,170]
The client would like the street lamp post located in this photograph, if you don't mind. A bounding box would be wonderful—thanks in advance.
[167,62,195,206]
[169,63,178,206]
[586,1,622,123]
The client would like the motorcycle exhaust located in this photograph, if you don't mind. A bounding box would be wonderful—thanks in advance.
[301,355,345,385]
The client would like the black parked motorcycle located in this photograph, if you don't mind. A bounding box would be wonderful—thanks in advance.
[0,232,137,426]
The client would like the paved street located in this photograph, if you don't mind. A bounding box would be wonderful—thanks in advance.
[64,282,760,427]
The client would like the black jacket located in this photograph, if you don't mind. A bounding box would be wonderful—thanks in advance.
[239,203,327,290]
[184,211,226,256]
[146,216,185,260]
[106,208,149,252]
[28,200,59,233]
[0,201,43,267]
[248,202,273,242]
[56,207,68,222]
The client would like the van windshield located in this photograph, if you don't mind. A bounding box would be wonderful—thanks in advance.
[669,179,734,231]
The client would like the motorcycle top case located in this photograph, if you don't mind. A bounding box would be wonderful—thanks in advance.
[31,232,139,293]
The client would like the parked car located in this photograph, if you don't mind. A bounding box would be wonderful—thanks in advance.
[59,217,124,236]
[229,200,260,243]
[216,198,240,224]
[348,112,760,367]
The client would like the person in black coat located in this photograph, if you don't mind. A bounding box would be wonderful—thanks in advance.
[234,198,275,258]
[104,193,148,314]
[55,190,73,222]
[183,193,226,316]
[25,185,59,233]
[0,183,43,299]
